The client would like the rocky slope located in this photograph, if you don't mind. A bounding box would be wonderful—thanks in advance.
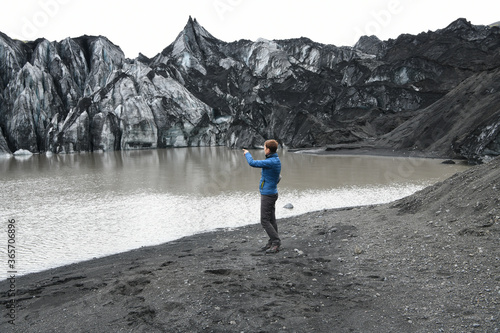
[1,17,499,162]
[376,67,500,162]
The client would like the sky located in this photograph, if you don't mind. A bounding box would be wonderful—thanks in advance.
[1,0,499,58]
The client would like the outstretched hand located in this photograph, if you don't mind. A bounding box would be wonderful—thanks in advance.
[242,149,249,155]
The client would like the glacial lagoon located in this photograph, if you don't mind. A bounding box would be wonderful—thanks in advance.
[0,147,469,279]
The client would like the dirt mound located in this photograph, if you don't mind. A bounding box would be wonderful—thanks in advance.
[393,156,500,235]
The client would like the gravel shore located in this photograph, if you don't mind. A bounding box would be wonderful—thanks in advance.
[1,157,499,332]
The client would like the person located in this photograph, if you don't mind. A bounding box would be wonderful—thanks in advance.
[243,140,282,253]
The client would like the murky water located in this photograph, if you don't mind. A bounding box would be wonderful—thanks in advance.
[0,148,469,278]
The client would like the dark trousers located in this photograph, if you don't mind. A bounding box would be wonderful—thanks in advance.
[261,194,280,245]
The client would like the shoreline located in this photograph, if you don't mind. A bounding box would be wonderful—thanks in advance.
[3,153,461,282]
[1,148,468,276]
[288,145,467,161]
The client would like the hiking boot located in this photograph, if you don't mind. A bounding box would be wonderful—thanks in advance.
[259,243,272,252]
[265,244,280,254]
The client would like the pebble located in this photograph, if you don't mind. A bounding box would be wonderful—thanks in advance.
[294,249,304,255]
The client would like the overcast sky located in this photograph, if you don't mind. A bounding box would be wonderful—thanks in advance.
[1,0,499,58]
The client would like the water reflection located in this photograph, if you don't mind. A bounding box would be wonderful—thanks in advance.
[0,148,469,278]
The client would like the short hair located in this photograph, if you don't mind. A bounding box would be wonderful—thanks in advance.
[265,139,279,153]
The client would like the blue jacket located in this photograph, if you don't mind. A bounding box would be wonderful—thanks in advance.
[245,152,281,195]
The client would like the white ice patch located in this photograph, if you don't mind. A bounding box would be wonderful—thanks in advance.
[214,116,232,124]
[181,52,191,69]
[395,67,410,85]
[219,57,240,70]
[13,149,33,156]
